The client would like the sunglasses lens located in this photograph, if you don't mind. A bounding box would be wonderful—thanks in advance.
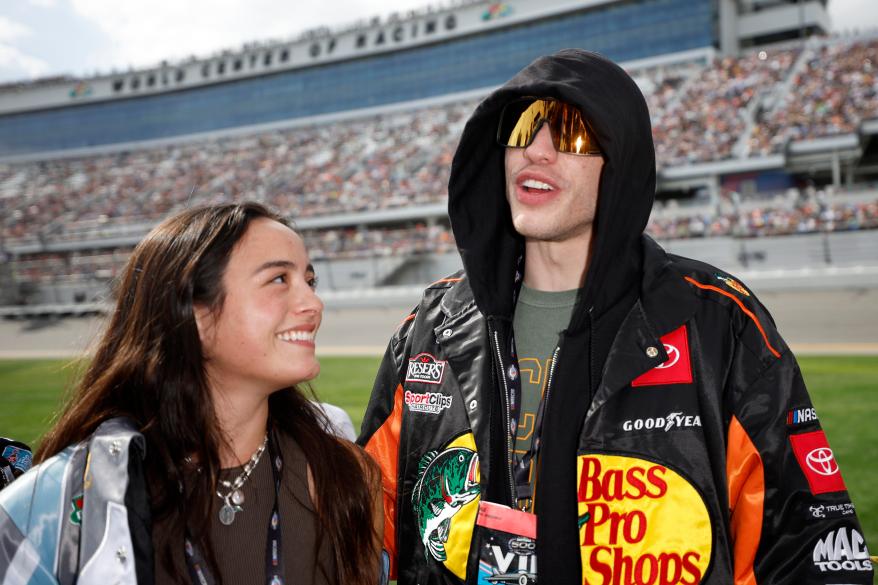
[497,98,600,155]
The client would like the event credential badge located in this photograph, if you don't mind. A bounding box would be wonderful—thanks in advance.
[476,500,537,584]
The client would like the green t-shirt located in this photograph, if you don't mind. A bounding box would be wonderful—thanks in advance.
[511,283,579,507]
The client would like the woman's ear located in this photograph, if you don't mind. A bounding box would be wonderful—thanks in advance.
[193,303,216,350]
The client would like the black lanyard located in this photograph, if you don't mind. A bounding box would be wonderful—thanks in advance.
[506,334,557,512]
[184,429,285,585]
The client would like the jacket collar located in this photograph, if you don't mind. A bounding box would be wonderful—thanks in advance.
[639,235,698,336]
[439,273,478,321]
[588,236,699,416]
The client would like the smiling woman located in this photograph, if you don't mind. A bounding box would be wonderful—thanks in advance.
[0,202,384,585]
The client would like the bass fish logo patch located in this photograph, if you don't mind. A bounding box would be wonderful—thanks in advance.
[577,454,712,585]
[412,433,480,579]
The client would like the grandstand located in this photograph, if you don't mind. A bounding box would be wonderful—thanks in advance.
[1,0,877,316]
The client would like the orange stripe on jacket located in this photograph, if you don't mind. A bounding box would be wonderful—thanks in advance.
[727,415,764,585]
[431,277,463,285]
[684,277,781,358]
[364,384,404,578]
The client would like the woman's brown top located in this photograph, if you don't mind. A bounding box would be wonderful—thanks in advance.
[153,430,336,584]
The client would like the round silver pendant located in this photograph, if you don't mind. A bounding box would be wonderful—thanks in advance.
[219,503,237,526]
[231,489,245,506]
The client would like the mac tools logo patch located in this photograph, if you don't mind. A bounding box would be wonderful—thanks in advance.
[406,352,447,385]
[812,527,872,573]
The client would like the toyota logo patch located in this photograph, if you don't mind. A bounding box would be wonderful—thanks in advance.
[805,447,839,476]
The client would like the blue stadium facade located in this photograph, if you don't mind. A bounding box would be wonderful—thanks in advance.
[0,0,716,156]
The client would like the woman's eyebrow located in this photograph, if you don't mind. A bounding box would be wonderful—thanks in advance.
[253,259,296,275]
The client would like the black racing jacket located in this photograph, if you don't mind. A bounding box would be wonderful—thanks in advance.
[359,236,874,585]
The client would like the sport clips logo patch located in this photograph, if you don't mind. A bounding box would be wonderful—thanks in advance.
[405,390,452,414]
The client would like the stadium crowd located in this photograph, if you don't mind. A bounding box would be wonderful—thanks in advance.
[750,37,878,155]
[0,101,471,246]
[652,47,801,166]
[8,194,878,286]
[2,34,878,289]
[647,195,878,239]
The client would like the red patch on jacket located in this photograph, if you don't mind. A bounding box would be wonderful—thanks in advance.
[631,326,693,387]
[790,430,847,495]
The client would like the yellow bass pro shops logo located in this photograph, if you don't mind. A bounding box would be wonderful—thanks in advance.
[577,454,712,585]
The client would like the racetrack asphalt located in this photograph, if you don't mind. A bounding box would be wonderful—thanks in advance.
[0,288,875,358]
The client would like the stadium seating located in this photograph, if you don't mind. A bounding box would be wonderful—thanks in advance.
[2,34,877,294]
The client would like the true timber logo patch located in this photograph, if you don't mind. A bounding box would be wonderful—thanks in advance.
[412,446,480,562]
[406,352,447,385]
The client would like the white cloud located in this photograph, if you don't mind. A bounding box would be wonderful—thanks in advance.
[828,0,878,32]
[0,16,49,80]
[68,0,435,72]
[0,45,50,79]
[0,16,32,43]
[27,0,58,7]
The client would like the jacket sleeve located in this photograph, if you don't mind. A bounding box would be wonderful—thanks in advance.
[357,311,415,580]
[725,317,874,583]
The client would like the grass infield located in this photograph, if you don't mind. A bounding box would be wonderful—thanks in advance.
[0,355,875,553]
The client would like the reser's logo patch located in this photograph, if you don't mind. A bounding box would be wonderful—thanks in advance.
[787,407,818,426]
[406,352,446,385]
[405,391,453,414]
[577,454,711,585]
[812,527,872,573]
[790,431,847,495]
[621,412,702,433]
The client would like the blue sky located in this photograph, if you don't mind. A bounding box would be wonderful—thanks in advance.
[1,0,876,84]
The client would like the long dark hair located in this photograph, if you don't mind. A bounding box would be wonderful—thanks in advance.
[37,202,379,584]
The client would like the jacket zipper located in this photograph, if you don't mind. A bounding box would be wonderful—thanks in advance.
[528,344,561,511]
[492,329,517,506]
[544,345,561,419]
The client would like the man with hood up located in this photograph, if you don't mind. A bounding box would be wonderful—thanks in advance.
[358,49,873,584]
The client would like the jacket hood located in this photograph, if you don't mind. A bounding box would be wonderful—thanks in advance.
[448,49,655,325]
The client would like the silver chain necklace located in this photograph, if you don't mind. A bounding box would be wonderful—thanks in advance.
[216,433,268,526]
